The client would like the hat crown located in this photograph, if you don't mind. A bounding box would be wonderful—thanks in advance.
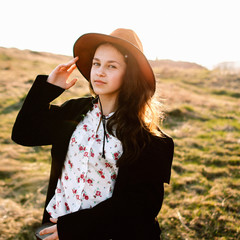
[110,28,143,53]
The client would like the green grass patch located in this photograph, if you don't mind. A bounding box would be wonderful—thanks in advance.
[0,53,12,61]
[212,89,240,98]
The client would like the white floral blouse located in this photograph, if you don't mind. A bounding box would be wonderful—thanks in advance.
[46,103,122,218]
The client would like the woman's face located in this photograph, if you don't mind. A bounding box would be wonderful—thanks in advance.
[90,44,127,100]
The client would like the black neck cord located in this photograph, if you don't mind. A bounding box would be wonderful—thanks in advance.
[98,98,109,159]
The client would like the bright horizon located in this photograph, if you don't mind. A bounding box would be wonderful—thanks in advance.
[1,0,240,69]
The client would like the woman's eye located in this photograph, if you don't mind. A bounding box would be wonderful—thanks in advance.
[109,65,116,69]
[93,62,100,66]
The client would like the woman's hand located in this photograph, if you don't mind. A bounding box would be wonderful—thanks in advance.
[47,57,79,90]
[39,218,59,240]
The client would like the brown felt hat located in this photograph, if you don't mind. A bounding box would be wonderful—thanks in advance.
[73,28,155,93]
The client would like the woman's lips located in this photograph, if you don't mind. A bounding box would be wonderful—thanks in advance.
[94,80,106,84]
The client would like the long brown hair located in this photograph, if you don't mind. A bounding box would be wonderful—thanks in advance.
[90,43,165,167]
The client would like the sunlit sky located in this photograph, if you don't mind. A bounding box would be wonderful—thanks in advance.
[1,0,240,69]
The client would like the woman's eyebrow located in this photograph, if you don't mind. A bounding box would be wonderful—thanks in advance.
[108,60,120,65]
[93,57,120,65]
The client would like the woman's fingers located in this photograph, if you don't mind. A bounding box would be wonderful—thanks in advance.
[43,232,59,240]
[50,218,58,224]
[47,57,79,89]
[66,56,79,67]
[66,78,78,89]
[67,63,77,73]
[39,224,59,240]
[68,56,79,66]
[62,57,79,70]
[55,57,78,72]
[39,225,55,235]
[39,218,59,239]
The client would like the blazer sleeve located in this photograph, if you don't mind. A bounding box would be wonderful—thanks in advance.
[11,75,65,146]
[57,137,174,239]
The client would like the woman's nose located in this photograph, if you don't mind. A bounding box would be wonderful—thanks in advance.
[96,67,106,77]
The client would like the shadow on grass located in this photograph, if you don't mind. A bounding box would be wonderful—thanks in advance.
[0,170,17,180]
[10,221,41,240]
[164,106,208,129]
[1,96,26,114]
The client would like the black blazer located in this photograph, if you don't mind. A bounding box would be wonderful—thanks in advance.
[12,75,174,240]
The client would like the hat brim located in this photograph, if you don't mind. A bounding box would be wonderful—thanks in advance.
[73,33,155,92]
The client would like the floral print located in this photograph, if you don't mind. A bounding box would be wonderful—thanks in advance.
[46,103,122,218]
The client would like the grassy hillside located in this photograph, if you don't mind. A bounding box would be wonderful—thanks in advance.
[0,47,239,239]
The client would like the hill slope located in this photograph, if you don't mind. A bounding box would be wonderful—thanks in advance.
[0,47,239,239]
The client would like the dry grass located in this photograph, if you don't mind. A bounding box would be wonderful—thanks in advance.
[0,47,239,239]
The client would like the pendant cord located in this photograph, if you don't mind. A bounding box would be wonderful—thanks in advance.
[98,98,109,159]
[102,116,106,159]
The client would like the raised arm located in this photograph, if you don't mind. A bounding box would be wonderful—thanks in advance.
[11,58,79,146]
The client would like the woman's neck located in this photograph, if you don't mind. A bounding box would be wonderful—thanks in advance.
[98,95,118,116]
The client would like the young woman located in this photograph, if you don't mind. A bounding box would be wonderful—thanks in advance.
[12,28,174,240]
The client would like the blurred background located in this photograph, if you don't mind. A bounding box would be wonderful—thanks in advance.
[1,0,240,69]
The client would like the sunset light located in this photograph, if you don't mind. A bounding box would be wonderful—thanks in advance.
[1,0,240,68]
